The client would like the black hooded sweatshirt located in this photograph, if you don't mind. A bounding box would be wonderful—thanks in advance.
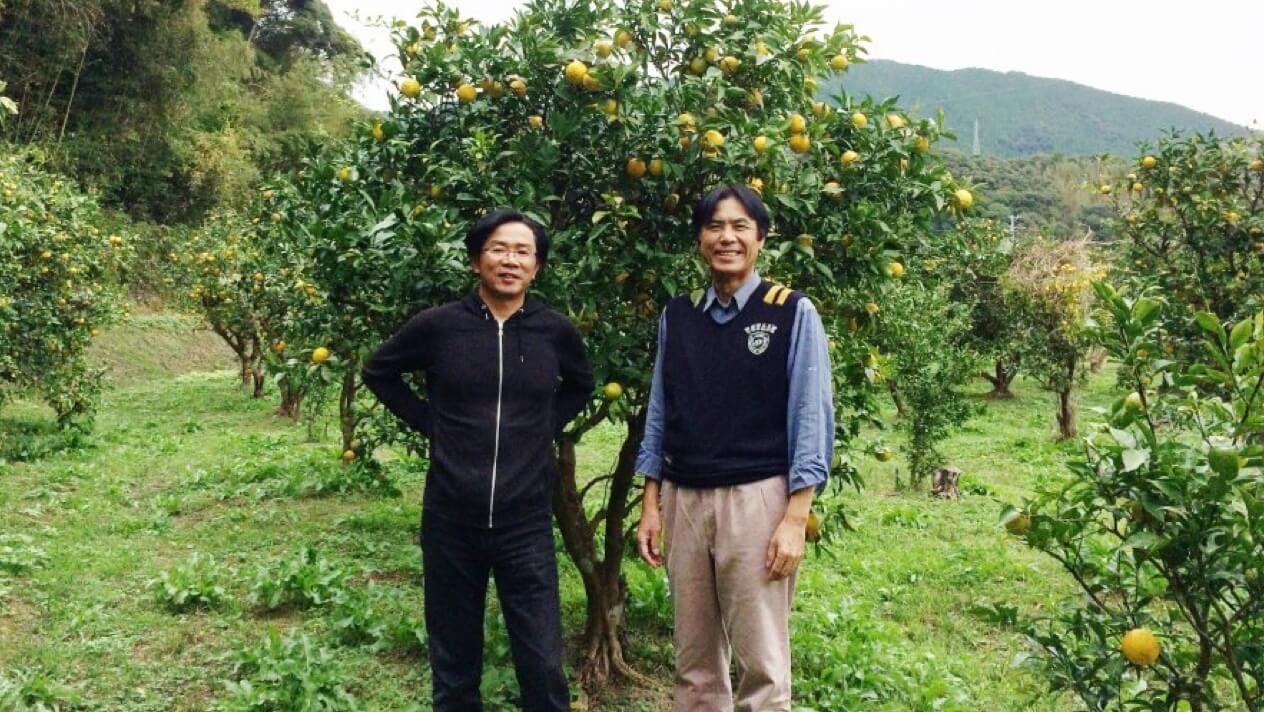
[362,292,593,529]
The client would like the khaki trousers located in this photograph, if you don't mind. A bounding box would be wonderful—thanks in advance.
[661,475,795,712]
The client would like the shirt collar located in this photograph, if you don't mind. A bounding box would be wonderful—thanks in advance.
[701,272,762,312]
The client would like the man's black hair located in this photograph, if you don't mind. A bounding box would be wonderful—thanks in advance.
[690,184,771,241]
[465,208,550,266]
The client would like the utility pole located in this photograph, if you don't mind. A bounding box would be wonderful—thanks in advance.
[972,118,981,156]
[1008,214,1018,238]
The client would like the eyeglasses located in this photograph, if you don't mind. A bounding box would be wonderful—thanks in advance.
[483,245,536,261]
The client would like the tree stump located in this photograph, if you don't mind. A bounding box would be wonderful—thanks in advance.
[931,467,962,500]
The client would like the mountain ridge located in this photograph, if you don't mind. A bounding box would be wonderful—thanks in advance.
[826,59,1250,158]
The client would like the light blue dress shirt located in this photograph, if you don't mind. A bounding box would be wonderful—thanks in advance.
[634,272,834,493]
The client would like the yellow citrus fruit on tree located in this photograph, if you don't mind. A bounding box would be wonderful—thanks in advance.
[955,188,974,209]
[604,382,624,400]
[510,78,527,97]
[564,60,588,85]
[704,46,719,64]
[874,446,892,461]
[400,77,421,98]
[341,449,356,462]
[1141,155,1157,169]
[915,135,931,153]
[1004,511,1031,536]
[823,182,842,201]
[841,149,859,166]
[1121,628,1161,667]
[753,136,769,154]
[723,13,738,27]
[1124,391,1144,411]
[615,29,633,48]
[648,158,663,177]
[1250,158,1263,171]
[603,98,619,115]
[788,112,807,135]
[720,56,740,74]
[811,101,828,118]
[885,113,905,130]
[1099,184,1112,195]
[688,57,707,75]
[797,234,814,247]
[528,115,543,130]
[657,0,672,12]
[865,302,880,316]
[312,347,330,364]
[456,83,477,103]
[371,121,384,142]
[830,54,848,71]
[337,166,354,182]
[789,134,811,154]
[626,158,647,178]
[702,129,725,147]
[595,39,613,58]
[581,73,600,92]
[805,511,822,542]
[273,340,286,353]
[851,112,868,129]
[886,261,904,279]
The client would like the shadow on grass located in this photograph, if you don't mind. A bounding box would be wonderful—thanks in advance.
[0,415,92,463]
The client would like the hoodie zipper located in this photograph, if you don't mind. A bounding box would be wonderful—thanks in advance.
[488,319,505,529]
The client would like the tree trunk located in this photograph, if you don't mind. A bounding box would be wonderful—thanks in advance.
[1056,386,1076,439]
[1087,348,1106,374]
[931,467,961,500]
[981,360,1016,399]
[887,380,907,417]
[552,412,651,691]
[249,335,265,398]
[338,357,359,451]
[277,376,304,418]
[1055,357,1078,440]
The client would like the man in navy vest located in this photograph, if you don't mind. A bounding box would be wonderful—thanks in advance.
[635,184,834,711]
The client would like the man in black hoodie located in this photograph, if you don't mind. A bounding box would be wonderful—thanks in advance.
[362,209,593,712]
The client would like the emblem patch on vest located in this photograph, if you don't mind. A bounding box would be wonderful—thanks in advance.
[744,322,777,355]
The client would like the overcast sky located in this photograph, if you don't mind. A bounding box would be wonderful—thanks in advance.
[327,0,1263,129]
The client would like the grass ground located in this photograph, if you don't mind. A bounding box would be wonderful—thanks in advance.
[0,314,1119,711]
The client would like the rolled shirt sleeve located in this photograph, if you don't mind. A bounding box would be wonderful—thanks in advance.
[634,309,668,480]
[786,298,834,493]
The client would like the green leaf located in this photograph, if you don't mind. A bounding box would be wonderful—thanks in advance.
[1132,297,1162,325]
[1120,448,1149,473]
[1122,530,1163,551]
[1229,318,1253,350]
[1194,312,1223,338]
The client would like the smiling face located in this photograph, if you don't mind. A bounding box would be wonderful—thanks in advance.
[698,196,764,282]
[472,221,540,300]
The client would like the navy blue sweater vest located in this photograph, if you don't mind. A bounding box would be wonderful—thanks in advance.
[661,281,800,487]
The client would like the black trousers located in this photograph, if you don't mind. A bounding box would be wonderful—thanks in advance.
[421,512,570,712]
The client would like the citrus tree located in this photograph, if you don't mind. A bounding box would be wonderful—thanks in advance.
[873,280,980,489]
[1008,286,1264,711]
[1108,131,1264,360]
[173,212,273,397]
[268,0,961,682]
[929,218,1027,398]
[0,146,125,428]
[1005,236,1104,439]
